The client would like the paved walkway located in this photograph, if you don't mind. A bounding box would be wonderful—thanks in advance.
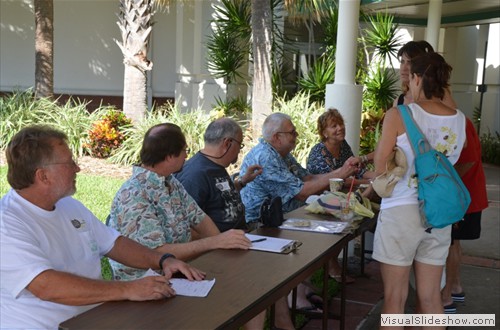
[301,163,500,330]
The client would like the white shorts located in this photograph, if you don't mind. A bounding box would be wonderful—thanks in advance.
[372,204,451,267]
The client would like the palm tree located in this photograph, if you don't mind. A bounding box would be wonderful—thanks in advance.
[34,0,54,99]
[250,0,327,135]
[115,0,155,123]
[250,0,273,135]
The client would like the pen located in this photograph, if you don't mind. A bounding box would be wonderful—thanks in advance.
[251,238,267,243]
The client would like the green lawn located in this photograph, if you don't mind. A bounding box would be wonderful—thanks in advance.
[0,166,124,281]
[0,166,125,223]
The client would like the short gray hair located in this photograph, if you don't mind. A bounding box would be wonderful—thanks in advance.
[204,117,242,145]
[262,113,291,141]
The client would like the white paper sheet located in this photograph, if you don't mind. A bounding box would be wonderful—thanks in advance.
[245,233,300,254]
[142,269,215,297]
[280,218,349,234]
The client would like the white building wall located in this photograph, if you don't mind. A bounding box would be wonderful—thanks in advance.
[1,1,498,128]
[0,0,176,98]
[175,0,223,112]
[481,23,500,136]
[0,0,36,90]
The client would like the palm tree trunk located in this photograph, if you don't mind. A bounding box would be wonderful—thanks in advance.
[116,0,154,123]
[34,0,54,99]
[251,0,273,137]
[123,65,148,122]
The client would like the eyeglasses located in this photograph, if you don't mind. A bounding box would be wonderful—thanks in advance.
[277,129,298,137]
[43,158,79,168]
[228,138,244,150]
[185,147,191,154]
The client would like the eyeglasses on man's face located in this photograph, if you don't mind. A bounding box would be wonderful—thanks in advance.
[277,129,298,137]
[228,138,244,150]
[42,157,79,168]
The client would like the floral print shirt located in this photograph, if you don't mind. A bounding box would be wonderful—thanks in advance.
[307,141,366,178]
[240,138,308,223]
[108,166,206,280]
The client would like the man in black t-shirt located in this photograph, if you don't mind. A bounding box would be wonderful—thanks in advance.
[176,118,262,232]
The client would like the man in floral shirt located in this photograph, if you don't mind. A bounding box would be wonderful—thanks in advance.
[109,123,251,280]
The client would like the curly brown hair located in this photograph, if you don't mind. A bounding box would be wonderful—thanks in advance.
[317,108,345,142]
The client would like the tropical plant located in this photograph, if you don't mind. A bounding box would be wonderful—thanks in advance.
[212,96,252,119]
[109,103,216,166]
[357,10,402,153]
[0,90,102,156]
[115,0,155,123]
[85,110,133,158]
[250,0,275,136]
[297,56,335,103]
[362,65,399,116]
[480,130,500,165]
[207,0,251,84]
[360,11,402,68]
[34,0,54,99]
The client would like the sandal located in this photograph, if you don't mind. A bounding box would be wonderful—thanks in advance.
[451,292,465,302]
[444,302,457,314]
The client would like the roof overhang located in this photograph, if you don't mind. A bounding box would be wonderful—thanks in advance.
[361,0,500,27]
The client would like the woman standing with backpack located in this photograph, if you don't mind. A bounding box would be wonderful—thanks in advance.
[373,52,467,328]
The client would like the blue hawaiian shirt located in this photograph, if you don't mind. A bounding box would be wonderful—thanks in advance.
[108,166,206,280]
[240,138,308,223]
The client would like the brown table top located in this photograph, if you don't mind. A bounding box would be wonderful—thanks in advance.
[59,228,348,330]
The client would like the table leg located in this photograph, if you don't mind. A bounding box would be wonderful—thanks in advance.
[291,287,297,327]
[322,263,328,329]
[340,246,347,330]
[361,231,366,275]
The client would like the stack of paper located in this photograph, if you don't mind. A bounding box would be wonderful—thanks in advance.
[246,234,301,254]
[279,218,349,234]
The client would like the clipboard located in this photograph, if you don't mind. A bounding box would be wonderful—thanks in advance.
[246,234,302,254]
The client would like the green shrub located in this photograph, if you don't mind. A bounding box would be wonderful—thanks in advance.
[212,96,252,118]
[85,110,132,158]
[480,130,500,165]
[0,90,105,157]
[297,57,336,104]
[109,103,215,166]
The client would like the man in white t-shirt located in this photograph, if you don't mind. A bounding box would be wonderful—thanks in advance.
[0,125,205,329]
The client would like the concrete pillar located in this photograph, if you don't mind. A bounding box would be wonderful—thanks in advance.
[425,0,442,50]
[325,0,363,156]
[175,0,222,112]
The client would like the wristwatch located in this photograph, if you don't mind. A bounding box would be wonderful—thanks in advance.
[237,176,246,188]
[159,253,176,270]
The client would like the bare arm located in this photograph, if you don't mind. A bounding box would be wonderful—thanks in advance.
[295,158,358,201]
[27,269,174,306]
[154,216,251,261]
[235,164,263,191]
[27,236,206,306]
[106,236,205,280]
[374,108,403,175]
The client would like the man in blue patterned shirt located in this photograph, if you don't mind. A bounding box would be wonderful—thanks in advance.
[109,123,251,281]
[240,112,358,225]
[240,113,358,312]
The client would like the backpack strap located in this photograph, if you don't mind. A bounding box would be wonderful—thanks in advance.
[397,105,431,156]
